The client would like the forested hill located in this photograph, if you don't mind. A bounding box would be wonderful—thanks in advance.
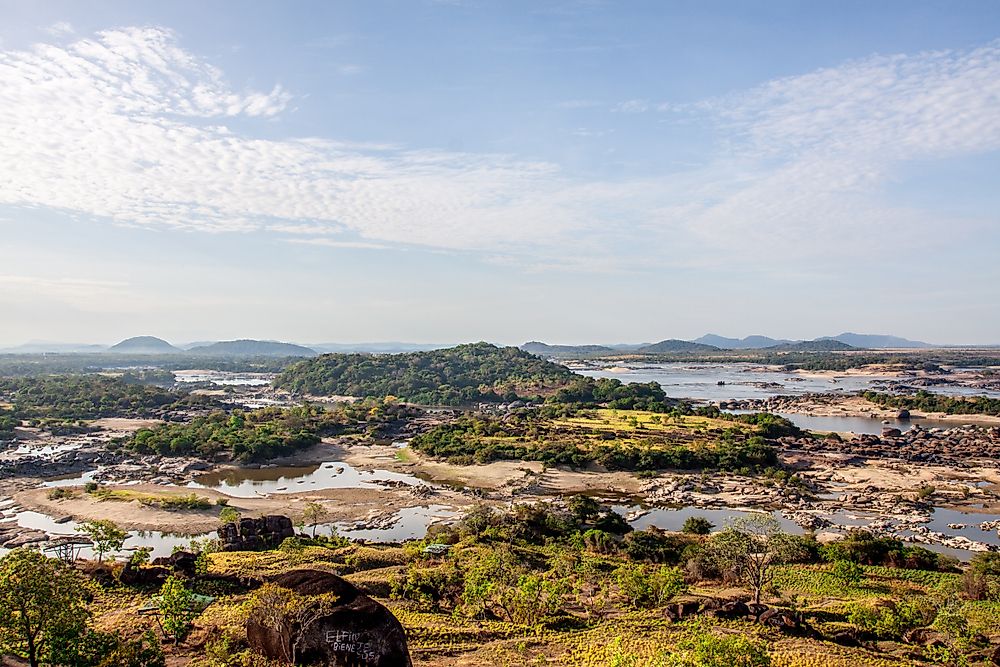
[273,342,576,405]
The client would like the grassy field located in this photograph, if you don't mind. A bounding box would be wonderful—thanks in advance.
[74,539,996,666]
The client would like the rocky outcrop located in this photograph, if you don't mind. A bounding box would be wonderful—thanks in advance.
[247,569,412,667]
[219,515,295,551]
[778,425,1000,467]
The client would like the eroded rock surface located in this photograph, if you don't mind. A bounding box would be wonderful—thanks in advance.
[247,569,412,667]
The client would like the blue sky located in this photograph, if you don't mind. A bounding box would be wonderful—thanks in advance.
[1,1,998,345]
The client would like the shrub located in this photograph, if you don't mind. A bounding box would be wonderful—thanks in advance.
[582,529,617,554]
[47,487,76,501]
[682,516,714,535]
[662,620,771,667]
[830,559,864,587]
[847,599,929,639]
[158,576,199,643]
[613,563,686,609]
[623,530,693,563]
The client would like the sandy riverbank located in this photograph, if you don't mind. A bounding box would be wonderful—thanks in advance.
[12,481,473,535]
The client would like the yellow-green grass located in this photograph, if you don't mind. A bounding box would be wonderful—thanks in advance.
[90,488,213,510]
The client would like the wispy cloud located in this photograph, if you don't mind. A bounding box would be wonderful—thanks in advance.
[0,27,998,276]
[667,40,1000,254]
[45,21,75,37]
[285,238,391,250]
[613,98,649,113]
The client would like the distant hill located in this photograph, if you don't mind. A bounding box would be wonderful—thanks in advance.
[187,340,317,357]
[635,339,721,354]
[0,341,108,354]
[820,333,933,349]
[766,339,858,352]
[108,336,181,354]
[275,342,575,404]
[521,341,616,358]
[693,334,792,349]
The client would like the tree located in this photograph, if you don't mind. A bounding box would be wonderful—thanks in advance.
[157,576,197,644]
[302,501,329,538]
[218,506,241,525]
[682,516,715,535]
[613,563,686,609]
[76,519,127,562]
[0,549,91,667]
[706,514,803,605]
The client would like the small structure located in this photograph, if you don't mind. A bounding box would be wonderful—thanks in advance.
[138,593,215,637]
[43,536,92,564]
[421,543,451,557]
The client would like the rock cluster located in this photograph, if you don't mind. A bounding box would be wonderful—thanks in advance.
[780,425,1000,467]
[219,515,295,551]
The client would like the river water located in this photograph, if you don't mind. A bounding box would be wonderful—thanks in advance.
[578,361,1000,401]
[188,461,427,498]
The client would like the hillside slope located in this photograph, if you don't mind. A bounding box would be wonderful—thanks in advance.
[188,340,316,357]
[275,342,576,405]
[107,336,181,354]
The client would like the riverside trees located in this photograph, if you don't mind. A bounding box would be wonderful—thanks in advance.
[0,549,90,667]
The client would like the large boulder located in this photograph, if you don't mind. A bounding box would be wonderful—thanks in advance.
[218,515,295,551]
[247,569,412,667]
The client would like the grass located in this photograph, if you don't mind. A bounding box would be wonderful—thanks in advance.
[74,537,1000,667]
[90,488,213,510]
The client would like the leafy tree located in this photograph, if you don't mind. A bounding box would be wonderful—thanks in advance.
[157,576,198,644]
[218,506,241,524]
[0,549,91,667]
[613,563,686,609]
[302,501,330,538]
[706,515,804,605]
[77,519,127,563]
[682,516,714,535]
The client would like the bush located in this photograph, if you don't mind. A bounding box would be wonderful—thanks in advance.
[47,487,76,501]
[582,529,617,554]
[623,530,694,564]
[613,563,686,609]
[682,516,714,535]
[662,620,771,667]
[830,560,864,587]
[847,599,930,639]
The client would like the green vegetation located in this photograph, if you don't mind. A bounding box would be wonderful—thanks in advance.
[157,576,198,644]
[0,407,16,439]
[662,621,772,667]
[128,399,417,461]
[863,389,1000,416]
[129,405,327,461]
[681,516,715,535]
[819,529,944,570]
[0,549,90,667]
[411,408,778,471]
[2,498,994,667]
[274,342,576,404]
[0,374,191,421]
[76,519,127,562]
[546,376,680,411]
[90,488,213,511]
